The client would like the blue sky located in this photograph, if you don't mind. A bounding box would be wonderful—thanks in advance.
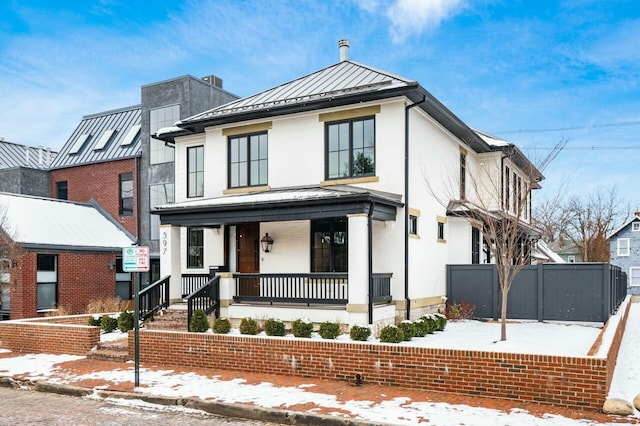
[1,0,639,206]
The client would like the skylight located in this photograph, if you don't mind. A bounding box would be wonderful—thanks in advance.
[120,124,141,147]
[69,134,91,155]
[93,129,116,151]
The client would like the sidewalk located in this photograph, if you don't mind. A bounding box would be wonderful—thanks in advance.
[0,349,637,425]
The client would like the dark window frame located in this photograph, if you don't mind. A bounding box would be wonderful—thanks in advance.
[119,172,133,216]
[409,215,418,235]
[325,116,376,180]
[227,132,268,189]
[311,218,348,272]
[459,151,466,200]
[56,181,68,200]
[187,145,204,198]
[36,254,57,311]
[187,228,204,269]
[437,221,445,241]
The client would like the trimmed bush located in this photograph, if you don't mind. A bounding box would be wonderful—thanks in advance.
[398,320,415,341]
[117,310,135,332]
[379,325,404,343]
[422,314,438,334]
[190,309,211,333]
[413,318,429,337]
[87,315,102,327]
[318,321,341,339]
[239,317,259,335]
[434,313,447,331]
[349,325,371,341]
[264,318,286,336]
[292,318,314,338]
[101,315,118,333]
[210,317,230,334]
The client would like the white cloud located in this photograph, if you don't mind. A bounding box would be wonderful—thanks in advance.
[387,0,467,43]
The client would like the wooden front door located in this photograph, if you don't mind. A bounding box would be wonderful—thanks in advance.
[237,222,260,296]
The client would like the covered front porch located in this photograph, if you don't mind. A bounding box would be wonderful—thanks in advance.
[151,185,404,328]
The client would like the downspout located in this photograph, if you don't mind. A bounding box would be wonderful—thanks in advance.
[368,201,375,325]
[404,96,426,320]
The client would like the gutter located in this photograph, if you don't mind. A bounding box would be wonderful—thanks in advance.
[404,96,426,320]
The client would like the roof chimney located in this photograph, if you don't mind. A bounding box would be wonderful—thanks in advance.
[338,39,349,62]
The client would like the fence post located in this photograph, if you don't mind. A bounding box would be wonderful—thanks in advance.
[602,264,611,323]
[492,265,499,320]
[537,263,544,322]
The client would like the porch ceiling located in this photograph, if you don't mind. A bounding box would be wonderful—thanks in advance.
[153,185,403,227]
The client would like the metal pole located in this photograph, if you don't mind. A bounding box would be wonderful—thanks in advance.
[134,271,140,387]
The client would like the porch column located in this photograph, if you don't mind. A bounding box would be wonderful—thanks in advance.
[160,224,182,303]
[347,214,369,326]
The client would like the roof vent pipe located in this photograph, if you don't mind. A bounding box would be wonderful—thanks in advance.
[338,39,349,61]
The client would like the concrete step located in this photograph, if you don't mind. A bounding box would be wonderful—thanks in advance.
[143,308,189,331]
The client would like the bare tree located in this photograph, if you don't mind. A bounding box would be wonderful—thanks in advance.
[532,185,573,242]
[0,206,21,312]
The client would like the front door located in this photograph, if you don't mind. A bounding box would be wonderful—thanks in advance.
[237,222,260,296]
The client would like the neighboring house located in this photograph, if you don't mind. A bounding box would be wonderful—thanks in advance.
[609,212,640,295]
[547,239,582,263]
[0,140,56,197]
[531,240,565,264]
[0,192,135,319]
[152,40,543,330]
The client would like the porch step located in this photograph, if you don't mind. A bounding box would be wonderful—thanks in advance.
[143,308,189,331]
[86,338,129,363]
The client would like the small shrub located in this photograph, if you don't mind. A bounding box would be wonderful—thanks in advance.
[190,309,212,333]
[397,321,415,341]
[434,313,447,331]
[210,317,230,334]
[264,318,286,336]
[239,317,259,335]
[441,300,476,321]
[117,310,135,332]
[87,315,102,327]
[413,318,429,337]
[45,306,70,316]
[101,315,118,333]
[87,296,124,314]
[422,314,438,334]
[379,325,404,343]
[349,325,371,341]
[318,321,341,339]
[292,318,314,338]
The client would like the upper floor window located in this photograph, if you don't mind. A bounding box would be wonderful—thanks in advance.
[149,183,174,240]
[119,173,133,216]
[187,228,204,269]
[618,238,630,257]
[150,105,180,164]
[187,146,204,198]
[228,132,268,188]
[504,165,510,211]
[633,222,640,232]
[326,117,375,180]
[56,181,68,200]
[459,151,466,200]
[409,215,418,235]
[36,254,57,311]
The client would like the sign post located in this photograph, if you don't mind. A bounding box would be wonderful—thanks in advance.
[122,246,149,387]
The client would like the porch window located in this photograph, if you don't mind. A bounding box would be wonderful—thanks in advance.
[119,173,133,216]
[617,238,630,257]
[187,228,204,269]
[37,254,57,311]
[187,145,204,198]
[311,218,347,272]
[228,132,268,188]
[326,117,375,179]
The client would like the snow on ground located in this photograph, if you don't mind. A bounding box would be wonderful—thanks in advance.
[0,301,638,425]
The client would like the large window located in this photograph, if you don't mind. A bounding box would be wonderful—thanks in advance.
[119,173,133,216]
[149,183,174,240]
[187,146,204,198]
[311,218,347,272]
[326,117,375,179]
[228,132,268,188]
[187,228,204,269]
[150,105,180,164]
[37,254,57,311]
[56,181,68,200]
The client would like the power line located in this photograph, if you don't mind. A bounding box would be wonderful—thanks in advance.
[524,145,640,151]
[496,120,640,135]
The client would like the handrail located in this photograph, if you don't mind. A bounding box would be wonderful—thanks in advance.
[186,275,220,329]
[139,275,170,321]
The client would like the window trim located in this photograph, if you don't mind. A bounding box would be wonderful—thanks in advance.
[617,238,630,257]
[436,216,447,243]
[187,145,204,198]
[409,215,418,236]
[325,116,376,180]
[311,218,348,272]
[630,267,640,287]
[567,255,576,263]
[633,222,640,232]
[119,172,133,217]
[227,131,268,189]
[187,228,204,269]
[36,254,57,311]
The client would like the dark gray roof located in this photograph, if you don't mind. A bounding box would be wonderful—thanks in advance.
[50,105,141,169]
[0,140,57,170]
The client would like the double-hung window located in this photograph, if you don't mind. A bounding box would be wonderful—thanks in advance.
[187,146,204,198]
[326,117,375,179]
[228,132,268,188]
[311,218,347,272]
[618,238,630,257]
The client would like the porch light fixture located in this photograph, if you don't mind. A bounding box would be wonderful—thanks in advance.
[261,233,274,253]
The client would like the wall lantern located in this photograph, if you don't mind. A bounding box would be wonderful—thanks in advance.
[261,233,274,253]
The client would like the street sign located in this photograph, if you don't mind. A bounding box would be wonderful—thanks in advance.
[122,246,150,272]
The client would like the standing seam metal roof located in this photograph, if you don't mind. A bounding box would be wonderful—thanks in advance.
[50,105,142,169]
[0,141,57,170]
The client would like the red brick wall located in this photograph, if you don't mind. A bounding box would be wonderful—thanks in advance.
[49,158,139,236]
[10,251,118,319]
[129,303,632,411]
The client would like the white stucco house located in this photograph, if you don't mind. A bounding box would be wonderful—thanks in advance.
[150,40,542,330]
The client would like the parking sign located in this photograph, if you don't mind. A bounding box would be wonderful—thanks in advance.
[122,246,150,272]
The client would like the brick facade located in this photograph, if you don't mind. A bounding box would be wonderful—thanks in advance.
[49,158,139,237]
[9,251,118,319]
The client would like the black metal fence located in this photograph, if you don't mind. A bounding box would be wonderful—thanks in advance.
[446,263,627,323]
[186,275,220,327]
[139,275,171,321]
[181,273,209,298]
